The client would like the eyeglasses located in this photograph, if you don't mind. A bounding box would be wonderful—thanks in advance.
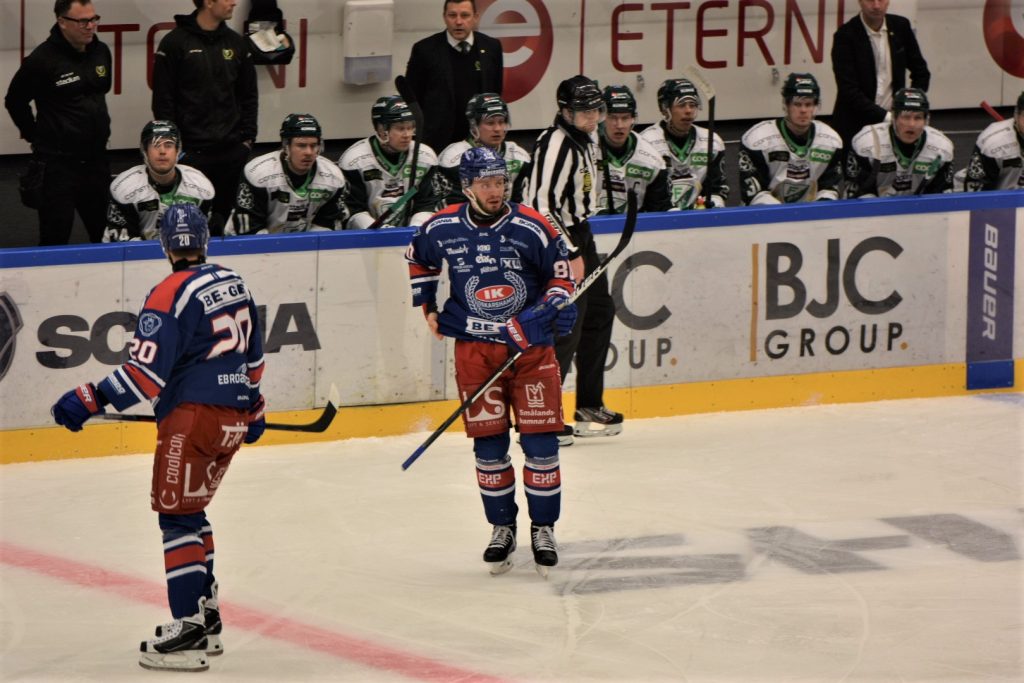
[61,15,101,27]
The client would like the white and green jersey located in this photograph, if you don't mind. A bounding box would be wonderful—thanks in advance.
[639,121,728,209]
[234,151,347,234]
[438,139,531,204]
[962,119,1024,192]
[847,123,955,197]
[338,137,442,229]
[737,119,843,204]
[104,164,214,242]
[596,131,671,214]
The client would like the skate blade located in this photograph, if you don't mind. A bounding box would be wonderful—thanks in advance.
[535,563,550,579]
[139,649,209,672]
[205,634,224,656]
[487,559,514,576]
[573,423,623,438]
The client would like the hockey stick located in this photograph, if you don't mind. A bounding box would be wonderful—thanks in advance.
[682,66,716,206]
[96,384,341,433]
[980,100,1005,122]
[401,190,639,471]
[388,74,424,228]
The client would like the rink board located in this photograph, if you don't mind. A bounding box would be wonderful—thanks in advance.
[1,193,1021,463]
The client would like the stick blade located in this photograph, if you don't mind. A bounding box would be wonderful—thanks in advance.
[681,65,716,102]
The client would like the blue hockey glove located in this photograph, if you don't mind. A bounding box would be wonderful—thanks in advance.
[245,395,266,444]
[500,303,557,353]
[51,383,105,432]
[544,293,578,336]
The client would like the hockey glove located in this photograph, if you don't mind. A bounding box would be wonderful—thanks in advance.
[500,303,557,353]
[245,395,266,444]
[51,383,106,432]
[543,293,578,337]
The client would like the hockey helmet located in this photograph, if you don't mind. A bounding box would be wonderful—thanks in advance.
[280,113,322,140]
[556,75,604,112]
[782,73,820,103]
[371,95,415,129]
[602,85,637,116]
[159,203,209,253]
[1016,91,1024,113]
[657,78,701,111]
[892,88,929,115]
[458,146,508,186]
[465,93,510,125]
[140,120,181,149]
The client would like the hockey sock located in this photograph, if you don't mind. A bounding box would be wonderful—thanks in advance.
[521,433,561,526]
[200,523,216,600]
[474,433,517,526]
[159,513,208,619]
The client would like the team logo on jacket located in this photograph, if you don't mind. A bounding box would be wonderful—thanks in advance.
[223,49,235,60]
[0,293,23,383]
[95,65,107,77]
[465,273,527,321]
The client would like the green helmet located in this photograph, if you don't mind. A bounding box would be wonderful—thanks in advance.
[280,113,322,141]
[371,95,415,128]
[602,85,637,116]
[140,120,181,149]
[782,73,820,103]
[893,88,929,115]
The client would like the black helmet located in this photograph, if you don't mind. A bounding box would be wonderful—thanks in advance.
[556,75,603,111]
[465,92,510,125]
[280,113,322,140]
[141,120,181,149]
[656,78,701,111]
[1016,90,1024,113]
[602,85,637,116]
[781,73,820,103]
[371,95,415,128]
[892,88,929,114]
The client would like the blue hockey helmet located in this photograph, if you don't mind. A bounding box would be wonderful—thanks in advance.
[159,203,209,253]
[458,146,508,186]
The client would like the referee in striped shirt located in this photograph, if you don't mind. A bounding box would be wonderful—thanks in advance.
[527,75,623,446]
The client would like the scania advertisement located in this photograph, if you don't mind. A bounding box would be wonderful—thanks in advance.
[2,0,1023,154]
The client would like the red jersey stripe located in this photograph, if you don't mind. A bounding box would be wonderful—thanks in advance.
[516,204,561,240]
[125,364,162,399]
[144,271,194,314]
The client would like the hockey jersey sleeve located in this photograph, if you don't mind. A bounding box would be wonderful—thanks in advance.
[103,199,143,242]
[234,174,269,234]
[705,148,730,207]
[738,144,776,205]
[816,153,843,200]
[408,167,445,226]
[845,150,878,198]
[641,168,673,213]
[341,168,374,229]
[921,160,954,195]
[963,146,1001,192]
[405,224,443,315]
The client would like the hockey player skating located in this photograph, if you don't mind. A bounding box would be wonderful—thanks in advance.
[234,113,347,233]
[406,147,578,577]
[846,88,954,197]
[639,78,729,210]
[103,120,215,242]
[737,73,843,204]
[596,85,672,214]
[962,91,1024,192]
[438,92,532,205]
[339,95,443,229]
[51,204,266,672]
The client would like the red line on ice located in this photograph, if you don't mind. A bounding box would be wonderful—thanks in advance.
[0,541,508,682]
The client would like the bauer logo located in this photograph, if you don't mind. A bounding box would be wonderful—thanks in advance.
[478,0,553,102]
[983,0,1024,77]
[0,293,23,383]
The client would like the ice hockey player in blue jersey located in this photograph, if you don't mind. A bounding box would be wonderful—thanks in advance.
[406,146,577,577]
[51,203,266,673]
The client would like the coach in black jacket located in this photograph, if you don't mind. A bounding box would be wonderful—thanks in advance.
[405,0,503,153]
[829,1,930,146]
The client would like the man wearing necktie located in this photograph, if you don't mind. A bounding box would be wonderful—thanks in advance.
[405,0,504,153]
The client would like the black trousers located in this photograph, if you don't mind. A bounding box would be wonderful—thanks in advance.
[38,156,110,246]
[555,227,615,410]
[181,142,250,236]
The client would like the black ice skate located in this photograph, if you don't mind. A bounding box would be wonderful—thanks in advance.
[483,524,516,575]
[573,406,623,438]
[139,603,209,672]
[530,524,558,578]
[203,584,223,656]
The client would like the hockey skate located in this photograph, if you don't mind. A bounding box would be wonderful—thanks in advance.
[557,425,574,447]
[483,524,516,575]
[530,524,558,578]
[139,603,209,672]
[573,406,623,438]
[203,582,223,656]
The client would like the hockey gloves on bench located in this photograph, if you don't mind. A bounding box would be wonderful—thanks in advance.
[245,395,266,444]
[52,383,106,432]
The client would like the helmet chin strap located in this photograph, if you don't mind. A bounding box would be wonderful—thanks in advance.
[463,185,503,219]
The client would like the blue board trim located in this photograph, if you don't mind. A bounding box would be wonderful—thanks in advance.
[966,360,1015,390]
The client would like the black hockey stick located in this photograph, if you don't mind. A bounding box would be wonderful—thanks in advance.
[683,66,717,207]
[96,384,341,433]
[401,191,639,471]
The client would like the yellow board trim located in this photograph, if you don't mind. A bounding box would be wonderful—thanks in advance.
[3,362,1019,465]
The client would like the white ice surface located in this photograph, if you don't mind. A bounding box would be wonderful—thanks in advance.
[1,395,1022,682]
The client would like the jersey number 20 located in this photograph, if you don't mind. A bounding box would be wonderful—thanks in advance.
[207,308,253,359]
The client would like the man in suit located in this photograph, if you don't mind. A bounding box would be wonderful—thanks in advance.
[830,0,930,148]
[405,0,503,153]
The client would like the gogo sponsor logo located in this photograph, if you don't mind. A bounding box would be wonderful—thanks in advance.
[983,0,1024,77]
[478,0,553,102]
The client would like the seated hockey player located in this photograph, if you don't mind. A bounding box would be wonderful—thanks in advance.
[962,91,1024,192]
[596,84,672,214]
[438,92,531,205]
[51,204,266,672]
[639,77,729,209]
[846,88,955,197]
[233,113,347,233]
[405,146,578,577]
[103,120,215,242]
[339,95,443,229]
[737,73,843,204]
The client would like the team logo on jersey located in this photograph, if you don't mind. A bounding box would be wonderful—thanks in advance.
[222,49,235,60]
[465,272,527,321]
[582,169,593,194]
[236,182,255,210]
[138,312,162,338]
[0,293,23,383]
[95,65,107,77]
